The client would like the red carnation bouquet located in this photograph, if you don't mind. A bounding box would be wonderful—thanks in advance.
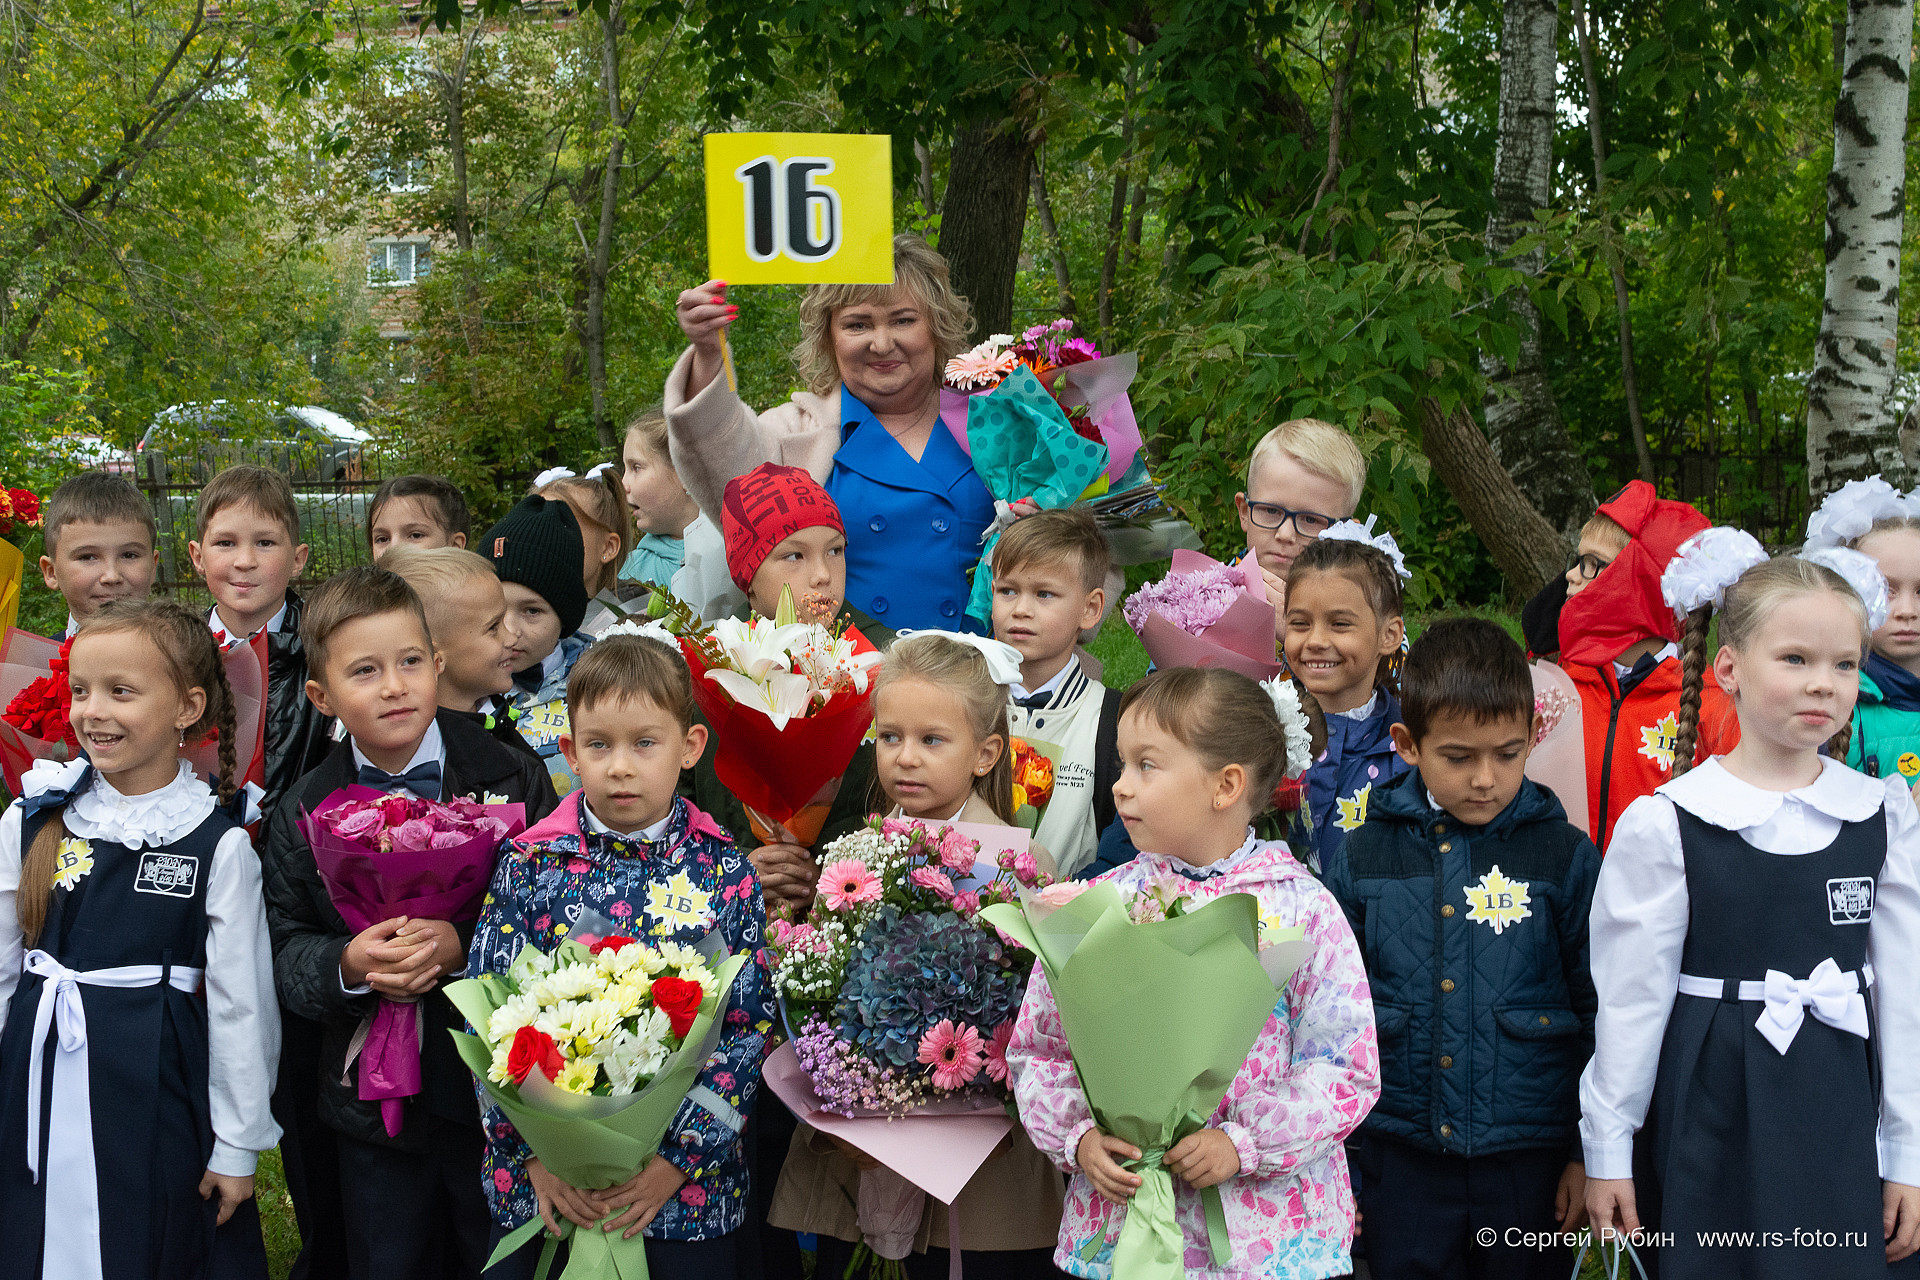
[0,487,42,539]
[0,626,267,793]
[299,786,528,1136]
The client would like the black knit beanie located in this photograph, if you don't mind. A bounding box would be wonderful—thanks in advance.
[482,495,591,637]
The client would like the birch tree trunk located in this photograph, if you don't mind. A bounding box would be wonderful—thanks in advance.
[1806,0,1913,499]
[1478,0,1595,540]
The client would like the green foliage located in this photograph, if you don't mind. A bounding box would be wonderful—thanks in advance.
[1132,199,1565,607]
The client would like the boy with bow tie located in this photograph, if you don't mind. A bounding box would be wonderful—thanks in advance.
[261,565,558,1280]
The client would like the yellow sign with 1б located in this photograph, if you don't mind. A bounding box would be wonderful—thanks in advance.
[704,133,895,285]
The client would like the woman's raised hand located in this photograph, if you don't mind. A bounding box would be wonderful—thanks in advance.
[677,280,737,351]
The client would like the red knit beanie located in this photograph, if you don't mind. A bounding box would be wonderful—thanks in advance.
[722,463,845,591]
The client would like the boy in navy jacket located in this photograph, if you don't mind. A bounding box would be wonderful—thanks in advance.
[1325,619,1600,1280]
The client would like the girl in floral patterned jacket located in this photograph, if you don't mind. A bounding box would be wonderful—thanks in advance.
[469,633,777,1280]
[1009,667,1379,1280]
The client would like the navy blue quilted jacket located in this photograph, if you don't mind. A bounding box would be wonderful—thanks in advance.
[1323,770,1599,1159]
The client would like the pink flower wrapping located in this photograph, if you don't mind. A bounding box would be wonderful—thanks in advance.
[299,785,528,1136]
[1124,548,1285,681]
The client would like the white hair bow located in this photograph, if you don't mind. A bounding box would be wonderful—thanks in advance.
[1319,515,1412,582]
[586,462,616,480]
[1801,546,1891,632]
[600,617,683,648]
[1662,527,1768,615]
[894,629,1025,687]
[1260,676,1315,780]
[1804,475,1918,551]
[533,466,576,488]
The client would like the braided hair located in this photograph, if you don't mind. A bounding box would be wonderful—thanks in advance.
[1671,556,1868,778]
[1284,537,1407,697]
[16,600,238,945]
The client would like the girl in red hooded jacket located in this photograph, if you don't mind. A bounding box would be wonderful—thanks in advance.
[1557,481,1741,851]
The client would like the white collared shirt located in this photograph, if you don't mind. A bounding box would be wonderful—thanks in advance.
[0,760,282,1175]
[1612,641,1679,680]
[207,601,289,648]
[1010,654,1079,705]
[1332,690,1381,722]
[349,720,445,785]
[581,802,674,844]
[1580,756,1920,1183]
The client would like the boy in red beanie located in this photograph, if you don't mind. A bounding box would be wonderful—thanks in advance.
[1556,481,1740,849]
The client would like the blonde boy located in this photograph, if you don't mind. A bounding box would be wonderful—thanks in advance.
[1235,418,1366,629]
[990,509,1121,877]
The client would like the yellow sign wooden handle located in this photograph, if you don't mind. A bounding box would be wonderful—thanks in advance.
[705,133,894,285]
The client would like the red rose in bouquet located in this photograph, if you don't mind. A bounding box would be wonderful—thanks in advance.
[650,976,706,1039]
[507,1025,565,1084]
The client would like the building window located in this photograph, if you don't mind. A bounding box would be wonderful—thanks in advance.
[368,241,431,286]
[371,156,428,192]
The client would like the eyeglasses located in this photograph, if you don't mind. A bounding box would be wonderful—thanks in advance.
[1243,501,1336,536]
[1567,552,1613,581]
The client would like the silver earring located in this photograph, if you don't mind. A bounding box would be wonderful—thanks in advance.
[178,728,186,748]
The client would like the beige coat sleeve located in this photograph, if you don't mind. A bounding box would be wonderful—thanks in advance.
[662,345,845,525]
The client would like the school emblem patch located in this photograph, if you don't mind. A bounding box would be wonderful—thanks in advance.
[646,869,712,932]
[1639,713,1679,770]
[1463,865,1532,935]
[134,852,199,898]
[1333,783,1373,832]
[1899,752,1920,779]
[51,837,93,891]
[1828,876,1875,925]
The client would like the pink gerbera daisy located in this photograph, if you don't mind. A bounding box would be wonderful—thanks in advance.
[818,859,882,911]
[917,1020,986,1091]
[908,866,956,900]
[943,344,1018,389]
[983,1021,1016,1083]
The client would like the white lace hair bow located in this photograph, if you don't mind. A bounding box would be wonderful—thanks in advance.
[1662,527,1768,614]
[1319,515,1412,582]
[893,629,1025,687]
[1801,546,1891,632]
[1260,676,1315,780]
[599,617,683,648]
[1804,475,1917,551]
[533,466,576,488]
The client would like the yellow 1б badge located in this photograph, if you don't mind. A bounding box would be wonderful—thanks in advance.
[51,836,94,891]
[1464,866,1532,935]
[705,133,894,285]
[646,869,713,933]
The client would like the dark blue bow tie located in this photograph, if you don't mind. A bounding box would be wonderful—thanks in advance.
[356,761,442,800]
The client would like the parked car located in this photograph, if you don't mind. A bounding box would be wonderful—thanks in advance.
[138,401,371,484]
[49,433,135,474]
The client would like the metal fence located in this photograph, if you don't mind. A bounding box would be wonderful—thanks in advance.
[1644,386,1809,547]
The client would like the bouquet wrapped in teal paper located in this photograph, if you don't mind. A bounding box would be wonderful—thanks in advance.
[982,883,1310,1280]
[446,934,750,1280]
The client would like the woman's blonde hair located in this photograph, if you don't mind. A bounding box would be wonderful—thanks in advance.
[1672,555,1869,774]
[873,632,1013,822]
[537,473,634,596]
[18,601,238,946]
[792,234,974,398]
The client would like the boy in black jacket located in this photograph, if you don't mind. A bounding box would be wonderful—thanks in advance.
[262,566,558,1280]
[1324,619,1600,1280]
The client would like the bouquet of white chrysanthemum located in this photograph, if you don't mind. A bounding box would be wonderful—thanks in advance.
[447,934,749,1280]
[478,935,725,1097]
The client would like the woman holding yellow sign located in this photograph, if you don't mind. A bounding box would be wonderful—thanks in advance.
[666,234,1012,634]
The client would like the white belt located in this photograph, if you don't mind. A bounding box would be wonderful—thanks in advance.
[1677,957,1873,1056]
[23,950,203,1280]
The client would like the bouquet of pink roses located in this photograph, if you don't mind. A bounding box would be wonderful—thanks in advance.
[299,786,528,1135]
[1123,548,1284,680]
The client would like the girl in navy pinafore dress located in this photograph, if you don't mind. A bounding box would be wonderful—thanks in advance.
[0,602,279,1280]
[1582,549,1920,1278]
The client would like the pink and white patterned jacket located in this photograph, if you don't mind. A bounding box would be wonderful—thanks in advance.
[1008,837,1379,1280]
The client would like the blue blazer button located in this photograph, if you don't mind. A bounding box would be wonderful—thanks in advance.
[869,515,887,532]
[932,517,948,532]
[940,602,957,617]
[872,596,889,613]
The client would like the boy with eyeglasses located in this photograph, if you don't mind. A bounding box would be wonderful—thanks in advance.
[1551,481,1740,851]
[1233,419,1367,643]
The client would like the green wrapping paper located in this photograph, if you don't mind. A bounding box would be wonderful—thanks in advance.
[962,365,1110,624]
[444,943,751,1280]
[983,885,1307,1280]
